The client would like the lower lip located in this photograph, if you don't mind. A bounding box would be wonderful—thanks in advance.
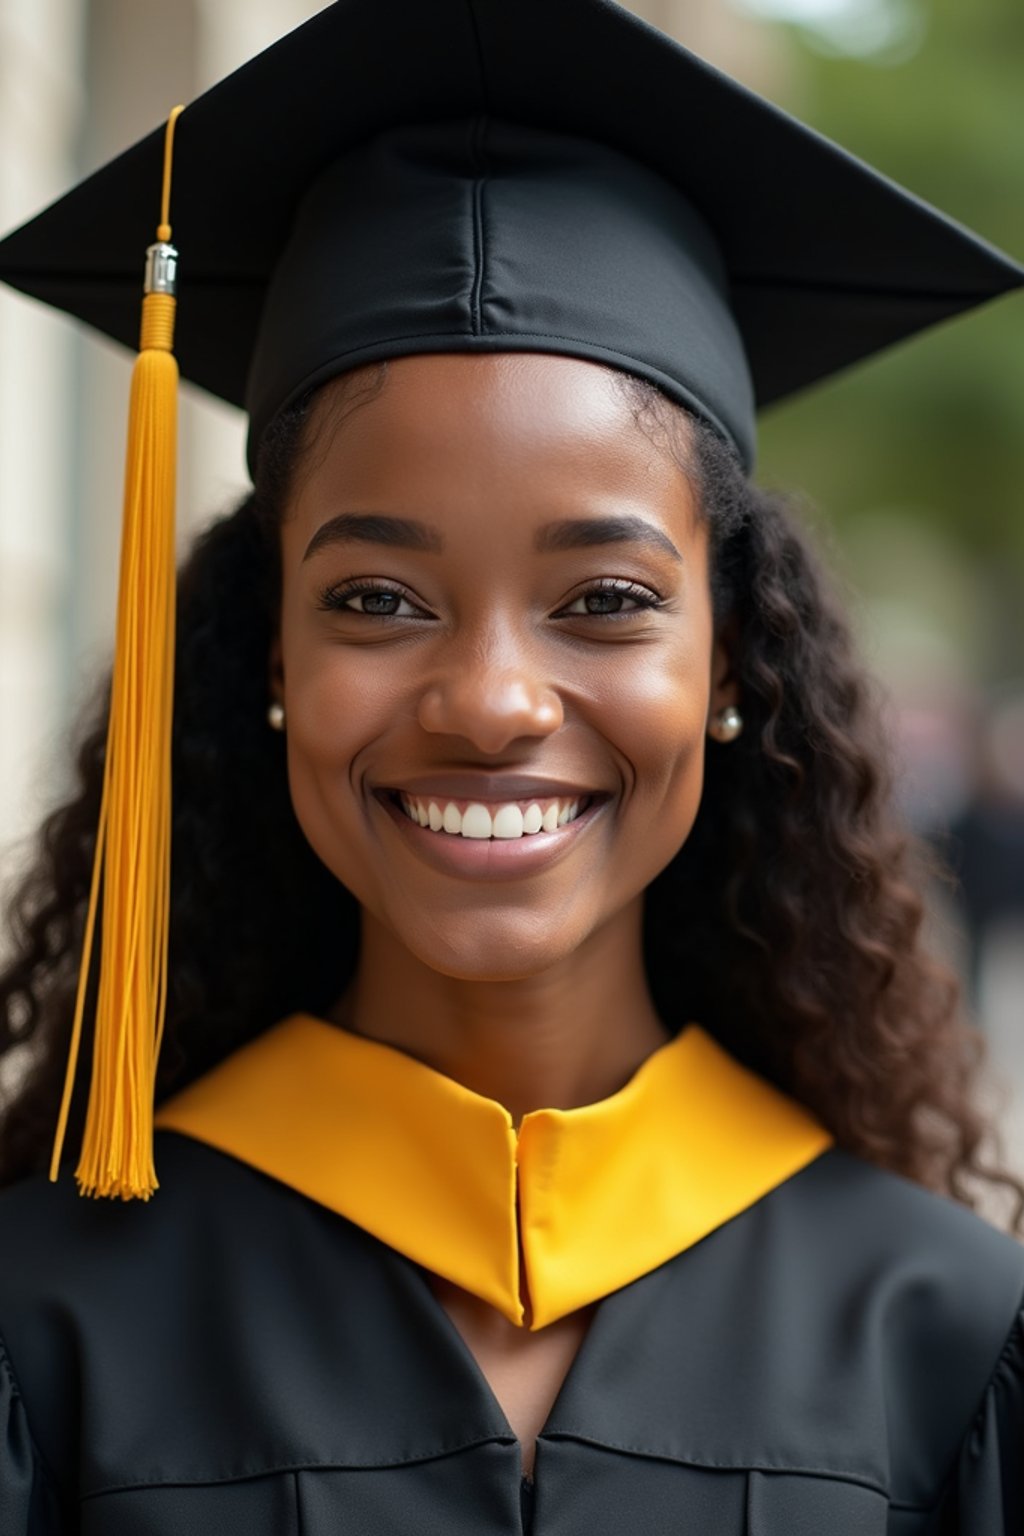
[373,792,608,881]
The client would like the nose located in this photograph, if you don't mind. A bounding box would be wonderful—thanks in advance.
[416,629,564,754]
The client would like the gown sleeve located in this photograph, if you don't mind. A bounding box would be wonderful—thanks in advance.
[0,1335,63,1535]
[953,1296,1024,1533]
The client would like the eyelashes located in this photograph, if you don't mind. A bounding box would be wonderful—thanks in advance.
[316,580,419,618]
[558,580,667,619]
[315,577,668,622]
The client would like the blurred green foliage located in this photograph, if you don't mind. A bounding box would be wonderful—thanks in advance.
[747,0,1024,667]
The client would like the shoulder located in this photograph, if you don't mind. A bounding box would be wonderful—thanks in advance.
[637,1144,1024,1507]
[791,1144,1024,1294]
[0,1132,386,1492]
[762,1147,1024,1345]
[795,1140,1024,1240]
[0,1131,285,1302]
[0,1129,388,1327]
[0,1133,267,1384]
[688,1144,1024,1383]
[769,1147,1024,1496]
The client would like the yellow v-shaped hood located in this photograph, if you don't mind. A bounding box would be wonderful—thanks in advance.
[155,1015,833,1329]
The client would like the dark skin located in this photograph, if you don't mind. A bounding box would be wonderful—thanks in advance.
[269,352,741,1474]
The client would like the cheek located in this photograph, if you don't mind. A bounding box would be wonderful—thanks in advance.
[278,637,402,874]
[599,636,711,843]
[289,642,399,758]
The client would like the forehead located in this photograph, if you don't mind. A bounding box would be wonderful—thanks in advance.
[286,353,701,536]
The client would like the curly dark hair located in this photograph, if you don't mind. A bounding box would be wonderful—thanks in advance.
[1,361,1021,1234]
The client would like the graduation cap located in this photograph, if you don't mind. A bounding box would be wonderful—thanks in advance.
[1,0,1020,1201]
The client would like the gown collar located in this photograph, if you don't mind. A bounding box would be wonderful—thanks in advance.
[154,1013,833,1329]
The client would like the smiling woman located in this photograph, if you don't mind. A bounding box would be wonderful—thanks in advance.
[1,1,1024,1533]
[267,355,728,986]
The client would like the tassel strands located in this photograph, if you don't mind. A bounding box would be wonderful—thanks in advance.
[49,105,186,1199]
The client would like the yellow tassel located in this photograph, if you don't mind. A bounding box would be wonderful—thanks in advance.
[49,106,185,1199]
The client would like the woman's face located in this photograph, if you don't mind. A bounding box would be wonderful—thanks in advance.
[272,353,738,979]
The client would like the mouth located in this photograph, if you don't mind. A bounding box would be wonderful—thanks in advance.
[385,789,598,840]
[372,788,610,881]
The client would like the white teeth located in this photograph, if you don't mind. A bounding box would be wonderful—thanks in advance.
[492,804,524,839]
[398,793,590,839]
[523,803,543,835]
[460,804,493,839]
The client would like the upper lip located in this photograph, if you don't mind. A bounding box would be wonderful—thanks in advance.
[377,774,606,802]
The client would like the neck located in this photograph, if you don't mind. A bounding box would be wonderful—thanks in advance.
[328,899,671,1126]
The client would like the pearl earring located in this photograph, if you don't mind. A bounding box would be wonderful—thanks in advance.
[267,700,286,731]
[708,705,743,743]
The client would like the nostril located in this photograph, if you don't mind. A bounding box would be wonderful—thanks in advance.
[415,677,564,746]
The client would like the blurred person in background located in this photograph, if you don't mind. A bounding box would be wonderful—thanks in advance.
[943,689,1024,1012]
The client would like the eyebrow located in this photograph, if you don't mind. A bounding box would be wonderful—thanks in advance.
[303,512,682,563]
[535,515,682,562]
[302,513,444,561]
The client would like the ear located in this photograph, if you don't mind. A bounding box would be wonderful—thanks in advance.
[268,632,284,704]
[709,613,741,715]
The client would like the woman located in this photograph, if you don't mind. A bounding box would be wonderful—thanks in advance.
[0,1,1022,1532]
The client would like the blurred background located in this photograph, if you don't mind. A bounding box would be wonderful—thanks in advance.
[1,0,1021,1175]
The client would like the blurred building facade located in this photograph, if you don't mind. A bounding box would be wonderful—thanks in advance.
[1,0,325,861]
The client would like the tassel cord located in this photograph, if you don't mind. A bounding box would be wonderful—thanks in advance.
[49,106,184,1199]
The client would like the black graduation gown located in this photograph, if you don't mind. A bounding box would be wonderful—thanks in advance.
[1,1130,1022,1535]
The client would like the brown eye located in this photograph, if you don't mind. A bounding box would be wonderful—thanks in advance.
[348,591,402,616]
[316,581,429,619]
[579,591,636,615]
[558,580,664,618]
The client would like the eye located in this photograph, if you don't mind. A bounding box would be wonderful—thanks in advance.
[315,580,430,619]
[556,579,665,619]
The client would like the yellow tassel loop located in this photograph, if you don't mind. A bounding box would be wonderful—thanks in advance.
[49,106,185,1200]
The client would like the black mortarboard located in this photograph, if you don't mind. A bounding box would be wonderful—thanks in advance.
[2,0,1021,1202]
[1,0,1021,476]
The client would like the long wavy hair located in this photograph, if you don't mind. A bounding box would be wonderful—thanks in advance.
[1,363,1021,1232]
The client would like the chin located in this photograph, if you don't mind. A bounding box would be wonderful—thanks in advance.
[397,907,589,983]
